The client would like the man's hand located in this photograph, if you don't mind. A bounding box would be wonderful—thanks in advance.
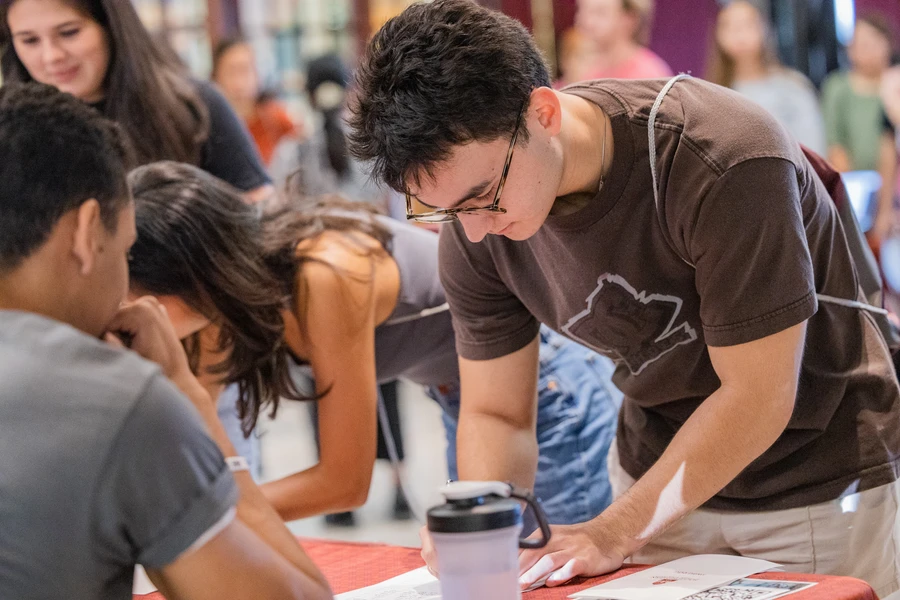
[105,297,208,404]
[518,519,627,589]
[419,526,439,577]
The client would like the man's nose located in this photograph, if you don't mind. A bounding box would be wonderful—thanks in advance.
[457,213,494,243]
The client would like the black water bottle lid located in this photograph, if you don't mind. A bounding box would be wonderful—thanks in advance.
[426,481,523,534]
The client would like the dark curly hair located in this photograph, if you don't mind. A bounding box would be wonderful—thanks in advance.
[0,82,131,272]
[348,0,550,193]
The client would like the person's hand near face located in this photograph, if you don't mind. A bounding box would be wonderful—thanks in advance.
[106,296,215,416]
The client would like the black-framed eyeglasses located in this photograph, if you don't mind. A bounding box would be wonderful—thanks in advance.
[405,105,526,224]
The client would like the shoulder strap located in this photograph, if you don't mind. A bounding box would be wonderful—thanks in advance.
[648,74,693,267]
[648,75,891,326]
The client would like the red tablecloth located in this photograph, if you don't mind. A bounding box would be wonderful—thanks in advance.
[135,538,879,599]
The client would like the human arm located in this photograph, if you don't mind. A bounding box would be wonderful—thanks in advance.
[821,74,852,171]
[518,322,805,586]
[261,233,391,520]
[882,66,900,128]
[195,81,273,202]
[454,336,541,490]
[105,298,331,599]
[873,128,898,243]
[517,155,817,586]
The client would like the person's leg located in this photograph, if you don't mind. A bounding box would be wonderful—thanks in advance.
[529,328,623,530]
[723,481,900,598]
[425,384,460,482]
[376,380,412,520]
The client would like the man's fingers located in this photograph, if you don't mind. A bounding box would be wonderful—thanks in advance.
[103,332,126,348]
[419,526,439,578]
[519,551,570,588]
[545,558,584,587]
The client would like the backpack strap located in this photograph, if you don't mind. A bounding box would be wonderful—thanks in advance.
[648,74,694,268]
[647,75,891,325]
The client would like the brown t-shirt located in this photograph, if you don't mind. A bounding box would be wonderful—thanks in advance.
[439,77,900,511]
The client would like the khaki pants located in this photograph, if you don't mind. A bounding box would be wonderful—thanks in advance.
[608,443,900,598]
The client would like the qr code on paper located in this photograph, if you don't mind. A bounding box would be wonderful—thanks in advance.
[687,588,775,600]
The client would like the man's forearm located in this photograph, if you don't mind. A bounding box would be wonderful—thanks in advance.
[174,375,330,591]
[593,384,794,557]
[456,410,539,491]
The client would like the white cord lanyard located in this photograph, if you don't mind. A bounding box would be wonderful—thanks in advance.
[382,302,450,326]
[648,75,887,317]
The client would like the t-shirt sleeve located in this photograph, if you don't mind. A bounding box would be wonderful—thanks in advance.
[685,157,817,346]
[196,81,271,192]
[885,111,896,135]
[438,221,540,360]
[91,375,238,569]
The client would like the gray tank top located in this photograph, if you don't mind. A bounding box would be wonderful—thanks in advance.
[374,217,459,386]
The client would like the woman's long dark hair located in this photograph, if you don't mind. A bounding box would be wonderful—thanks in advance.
[306,53,351,179]
[128,161,297,435]
[0,0,209,166]
[128,161,392,434]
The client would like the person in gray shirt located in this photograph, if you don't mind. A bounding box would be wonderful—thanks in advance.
[0,82,331,600]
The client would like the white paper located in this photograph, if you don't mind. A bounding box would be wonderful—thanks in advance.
[685,579,817,600]
[335,565,554,598]
[570,555,781,600]
[336,567,442,600]
[133,565,158,595]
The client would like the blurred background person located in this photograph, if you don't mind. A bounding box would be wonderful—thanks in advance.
[873,66,900,253]
[270,53,400,215]
[822,13,896,173]
[0,0,272,203]
[269,53,411,526]
[575,0,672,79]
[554,27,595,88]
[212,37,300,167]
[707,0,826,155]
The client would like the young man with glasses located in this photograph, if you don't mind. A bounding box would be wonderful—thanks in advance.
[349,0,900,596]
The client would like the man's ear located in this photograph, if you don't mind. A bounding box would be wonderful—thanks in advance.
[529,87,564,138]
[71,199,103,276]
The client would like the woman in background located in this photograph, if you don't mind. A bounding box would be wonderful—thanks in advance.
[0,0,272,202]
[707,0,826,155]
[269,53,401,216]
[822,13,895,173]
[127,161,623,529]
[212,37,300,167]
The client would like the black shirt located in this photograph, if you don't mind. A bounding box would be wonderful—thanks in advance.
[90,80,270,192]
[195,80,270,192]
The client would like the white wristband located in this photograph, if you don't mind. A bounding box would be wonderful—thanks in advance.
[225,456,250,473]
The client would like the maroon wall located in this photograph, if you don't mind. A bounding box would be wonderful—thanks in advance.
[503,0,720,77]
[648,0,719,76]
[854,0,900,40]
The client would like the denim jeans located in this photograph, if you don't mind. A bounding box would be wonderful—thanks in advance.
[429,326,622,531]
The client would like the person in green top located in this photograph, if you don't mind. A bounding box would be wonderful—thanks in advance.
[822,13,895,174]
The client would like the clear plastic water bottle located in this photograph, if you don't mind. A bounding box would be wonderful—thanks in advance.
[427,481,551,600]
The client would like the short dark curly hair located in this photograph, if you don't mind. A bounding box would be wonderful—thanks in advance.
[348,0,550,193]
[0,82,132,272]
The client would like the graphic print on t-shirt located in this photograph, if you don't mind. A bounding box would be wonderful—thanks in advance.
[562,274,698,374]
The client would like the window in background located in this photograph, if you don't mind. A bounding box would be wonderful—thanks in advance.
[238,0,355,121]
[132,0,212,77]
